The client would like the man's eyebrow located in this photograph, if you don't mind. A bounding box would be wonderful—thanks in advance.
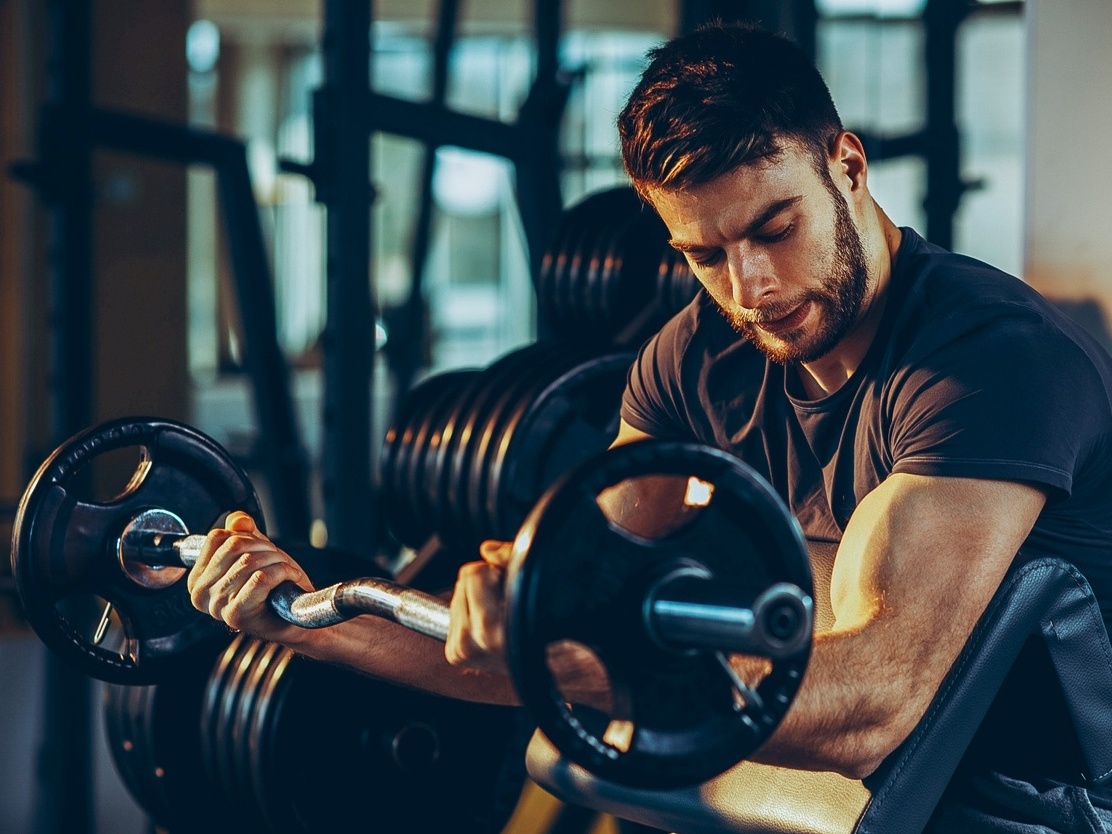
[669,195,803,252]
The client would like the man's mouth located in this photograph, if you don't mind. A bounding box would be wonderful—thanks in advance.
[755,300,812,335]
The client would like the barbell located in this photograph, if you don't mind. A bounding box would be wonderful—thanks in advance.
[11,416,814,788]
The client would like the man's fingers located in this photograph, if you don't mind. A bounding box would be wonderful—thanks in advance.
[446,560,507,672]
[223,511,260,534]
[478,539,513,568]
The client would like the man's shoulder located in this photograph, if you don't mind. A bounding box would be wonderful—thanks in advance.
[890,228,1091,350]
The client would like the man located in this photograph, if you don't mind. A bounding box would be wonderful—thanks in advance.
[189,23,1112,831]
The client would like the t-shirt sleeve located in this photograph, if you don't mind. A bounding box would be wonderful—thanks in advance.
[887,310,1098,497]
[621,307,699,439]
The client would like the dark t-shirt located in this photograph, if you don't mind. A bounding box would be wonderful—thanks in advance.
[622,227,1112,626]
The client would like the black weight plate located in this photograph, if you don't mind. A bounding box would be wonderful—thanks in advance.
[250,651,527,834]
[216,638,270,825]
[246,644,301,833]
[477,345,591,539]
[439,348,535,549]
[606,209,672,339]
[383,370,475,549]
[584,211,622,328]
[199,633,247,793]
[379,369,457,503]
[11,417,261,684]
[130,683,175,825]
[668,249,700,316]
[548,189,636,338]
[489,350,632,539]
[402,372,477,549]
[447,343,565,549]
[466,342,573,543]
[389,371,478,549]
[133,641,238,832]
[425,371,492,547]
[230,639,286,825]
[506,440,813,788]
[536,204,584,331]
[566,212,602,327]
[204,635,267,818]
[104,682,153,820]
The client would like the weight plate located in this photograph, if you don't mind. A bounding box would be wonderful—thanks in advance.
[506,440,813,788]
[104,682,151,819]
[466,341,572,544]
[425,371,490,546]
[126,641,237,832]
[402,371,477,550]
[231,640,286,827]
[386,371,477,549]
[488,350,632,539]
[11,417,259,684]
[249,650,527,834]
[444,346,544,548]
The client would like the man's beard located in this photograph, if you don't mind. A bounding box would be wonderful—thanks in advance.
[716,186,870,365]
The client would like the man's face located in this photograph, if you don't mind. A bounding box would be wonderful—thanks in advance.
[648,142,869,365]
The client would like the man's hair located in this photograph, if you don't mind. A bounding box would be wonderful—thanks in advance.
[618,23,843,196]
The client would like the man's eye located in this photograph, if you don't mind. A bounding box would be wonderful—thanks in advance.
[755,224,793,244]
[690,250,723,267]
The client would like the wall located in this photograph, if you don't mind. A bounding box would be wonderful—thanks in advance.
[1024,0,1112,346]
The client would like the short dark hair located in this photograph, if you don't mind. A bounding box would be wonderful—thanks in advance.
[618,23,843,196]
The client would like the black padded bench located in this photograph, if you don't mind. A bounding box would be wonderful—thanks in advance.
[527,556,1112,834]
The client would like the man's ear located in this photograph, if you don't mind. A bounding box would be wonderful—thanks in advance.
[830,131,868,194]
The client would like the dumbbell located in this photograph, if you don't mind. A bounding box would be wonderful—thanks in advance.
[11,417,813,787]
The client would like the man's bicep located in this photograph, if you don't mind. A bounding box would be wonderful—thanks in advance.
[832,474,1047,641]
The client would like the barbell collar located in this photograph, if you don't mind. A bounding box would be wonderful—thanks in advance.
[647,577,812,660]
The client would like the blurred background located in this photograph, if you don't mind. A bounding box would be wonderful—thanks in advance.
[0,0,1109,831]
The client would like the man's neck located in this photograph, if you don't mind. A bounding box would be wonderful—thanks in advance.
[797,217,903,398]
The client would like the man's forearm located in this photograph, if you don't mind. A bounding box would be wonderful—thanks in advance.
[739,627,930,779]
[283,616,521,706]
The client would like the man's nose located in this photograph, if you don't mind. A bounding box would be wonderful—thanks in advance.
[727,248,777,310]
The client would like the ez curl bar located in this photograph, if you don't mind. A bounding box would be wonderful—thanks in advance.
[11,417,814,788]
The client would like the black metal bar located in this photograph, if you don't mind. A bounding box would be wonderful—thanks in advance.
[513,0,566,286]
[317,0,374,552]
[855,128,929,162]
[390,0,461,418]
[922,0,972,249]
[35,1,94,831]
[365,91,522,158]
[215,145,312,540]
[88,106,243,164]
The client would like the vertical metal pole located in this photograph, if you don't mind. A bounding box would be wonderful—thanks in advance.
[514,0,564,285]
[922,0,970,249]
[34,0,94,831]
[390,0,460,415]
[317,0,375,552]
[216,146,312,540]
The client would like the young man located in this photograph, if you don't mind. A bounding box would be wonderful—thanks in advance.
[189,22,1112,831]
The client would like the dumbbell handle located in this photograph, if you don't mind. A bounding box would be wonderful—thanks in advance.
[161,534,810,658]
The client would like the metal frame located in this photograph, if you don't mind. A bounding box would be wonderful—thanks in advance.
[298,0,570,551]
[12,106,314,544]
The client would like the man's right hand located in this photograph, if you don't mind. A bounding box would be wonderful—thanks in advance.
[187,510,315,645]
